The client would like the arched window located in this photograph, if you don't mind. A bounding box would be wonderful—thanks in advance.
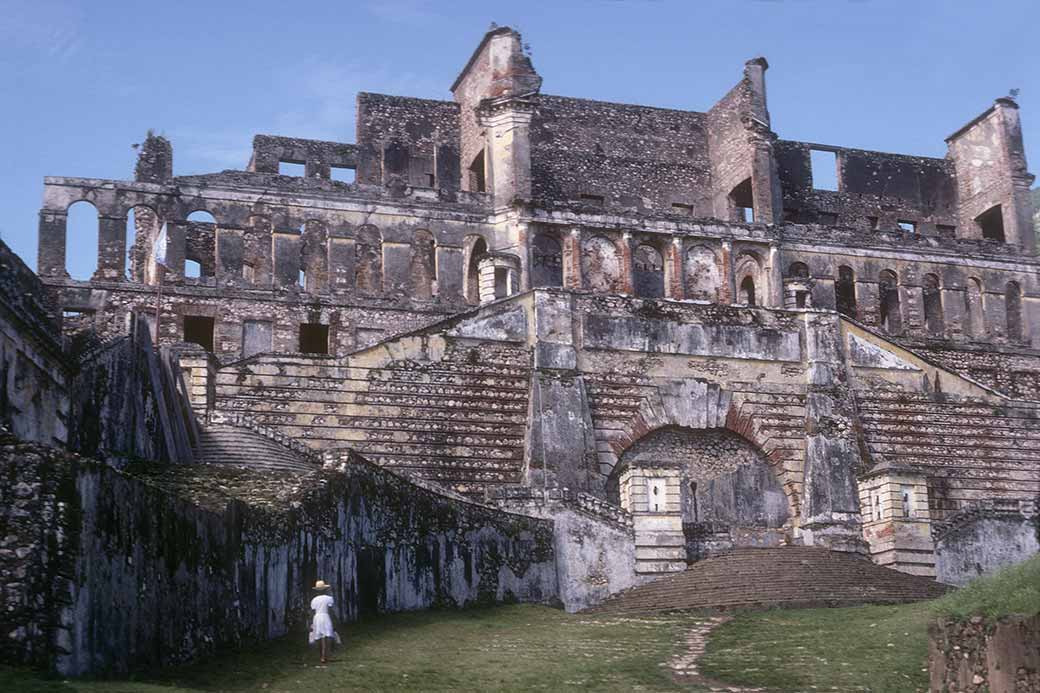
[788,262,809,278]
[1006,281,1023,342]
[581,236,622,293]
[879,270,902,334]
[633,244,665,298]
[923,273,944,337]
[66,201,99,280]
[964,278,984,338]
[734,252,763,307]
[409,230,437,300]
[740,276,757,306]
[355,226,383,295]
[465,236,488,305]
[531,234,563,288]
[684,246,720,301]
[835,265,857,318]
[184,210,216,282]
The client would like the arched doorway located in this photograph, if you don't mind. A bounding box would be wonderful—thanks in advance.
[611,426,791,562]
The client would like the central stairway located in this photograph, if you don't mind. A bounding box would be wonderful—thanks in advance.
[586,546,950,614]
[193,424,318,474]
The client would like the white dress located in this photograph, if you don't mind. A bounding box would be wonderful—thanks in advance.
[309,594,341,644]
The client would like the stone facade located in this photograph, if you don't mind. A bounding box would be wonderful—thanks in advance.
[929,615,1040,692]
[15,26,1040,587]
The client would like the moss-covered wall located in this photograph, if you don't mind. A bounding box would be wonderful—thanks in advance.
[0,440,556,676]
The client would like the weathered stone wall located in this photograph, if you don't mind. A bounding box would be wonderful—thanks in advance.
[67,322,195,465]
[529,95,712,214]
[929,615,1040,692]
[0,239,68,446]
[0,439,556,675]
[935,501,1039,586]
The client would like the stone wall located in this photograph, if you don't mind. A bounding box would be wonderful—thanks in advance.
[934,501,1039,586]
[0,239,68,446]
[0,439,556,675]
[67,321,196,465]
[929,615,1040,692]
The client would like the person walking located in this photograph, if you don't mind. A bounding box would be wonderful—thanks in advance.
[309,580,341,664]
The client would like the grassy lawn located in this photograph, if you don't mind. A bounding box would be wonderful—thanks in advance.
[699,602,933,692]
[1,605,708,693]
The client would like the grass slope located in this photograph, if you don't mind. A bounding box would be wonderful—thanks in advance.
[699,602,933,693]
[1,605,707,693]
[930,553,1040,620]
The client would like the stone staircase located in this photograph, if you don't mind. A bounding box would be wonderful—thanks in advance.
[193,424,318,474]
[586,546,951,614]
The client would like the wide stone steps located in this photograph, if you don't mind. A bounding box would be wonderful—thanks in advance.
[193,424,317,474]
[586,546,950,614]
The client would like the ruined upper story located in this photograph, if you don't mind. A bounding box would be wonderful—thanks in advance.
[30,25,1040,367]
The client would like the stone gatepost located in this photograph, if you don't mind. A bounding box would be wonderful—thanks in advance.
[858,462,936,576]
[618,463,686,576]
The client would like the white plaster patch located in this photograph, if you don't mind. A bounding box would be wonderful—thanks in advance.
[848,334,920,371]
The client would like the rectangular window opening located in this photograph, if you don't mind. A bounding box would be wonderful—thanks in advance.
[278,160,306,177]
[580,194,605,207]
[299,323,329,355]
[330,166,356,183]
[183,315,215,352]
[975,205,1005,243]
[936,224,957,238]
[810,149,839,191]
[671,203,694,216]
[739,206,755,223]
[897,220,917,233]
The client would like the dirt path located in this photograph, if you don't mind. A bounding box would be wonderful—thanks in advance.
[667,616,768,692]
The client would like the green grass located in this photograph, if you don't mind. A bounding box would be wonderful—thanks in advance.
[699,602,934,693]
[929,553,1040,620]
[0,605,707,693]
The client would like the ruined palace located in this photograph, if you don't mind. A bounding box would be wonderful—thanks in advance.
[2,25,1039,674]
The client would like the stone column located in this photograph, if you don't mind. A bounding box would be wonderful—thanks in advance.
[38,210,67,277]
[619,232,634,294]
[719,240,735,304]
[665,237,684,300]
[746,119,782,225]
[563,227,582,289]
[95,215,127,281]
[164,221,187,279]
[478,99,535,210]
[767,244,782,307]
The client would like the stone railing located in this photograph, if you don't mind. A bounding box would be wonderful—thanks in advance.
[206,410,322,466]
[491,486,634,530]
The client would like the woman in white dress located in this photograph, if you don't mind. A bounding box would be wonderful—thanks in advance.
[309,580,341,663]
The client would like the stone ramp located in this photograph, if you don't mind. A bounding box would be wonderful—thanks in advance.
[194,424,317,474]
[586,546,950,614]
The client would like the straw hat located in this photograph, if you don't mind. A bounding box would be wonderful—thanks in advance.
[313,579,331,591]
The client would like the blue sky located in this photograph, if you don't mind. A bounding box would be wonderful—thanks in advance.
[1,0,1037,276]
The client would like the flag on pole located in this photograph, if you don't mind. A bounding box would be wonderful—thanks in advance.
[153,223,168,268]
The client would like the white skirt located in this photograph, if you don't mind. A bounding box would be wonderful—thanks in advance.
[309,613,341,644]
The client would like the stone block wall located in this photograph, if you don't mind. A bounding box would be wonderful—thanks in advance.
[0,239,68,446]
[0,439,556,675]
[929,615,1040,692]
[934,501,1039,586]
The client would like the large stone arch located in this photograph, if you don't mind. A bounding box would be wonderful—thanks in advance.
[603,379,802,521]
[614,426,791,541]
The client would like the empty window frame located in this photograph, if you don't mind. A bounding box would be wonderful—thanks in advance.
[278,160,306,176]
[835,265,857,319]
[299,323,329,355]
[975,205,1005,243]
[923,273,945,337]
[897,220,917,233]
[740,275,757,307]
[468,150,486,193]
[729,178,754,223]
[878,270,902,334]
[330,166,356,183]
[183,315,215,352]
[185,259,202,279]
[809,149,839,191]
